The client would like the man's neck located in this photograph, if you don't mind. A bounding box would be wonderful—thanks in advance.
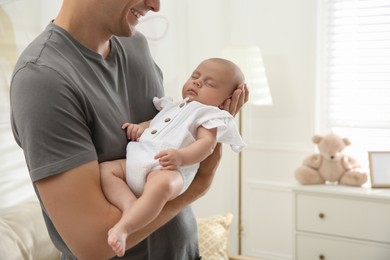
[53,8,111,58]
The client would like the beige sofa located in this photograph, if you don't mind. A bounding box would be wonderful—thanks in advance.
[0,201,258,260]
[0,201,60,260]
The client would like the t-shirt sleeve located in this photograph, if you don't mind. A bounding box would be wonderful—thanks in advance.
[10,64,97,182]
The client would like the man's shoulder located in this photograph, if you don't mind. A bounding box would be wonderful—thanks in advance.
[13,24,74,76]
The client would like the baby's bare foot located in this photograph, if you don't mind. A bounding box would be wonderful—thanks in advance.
[108,226,128,257]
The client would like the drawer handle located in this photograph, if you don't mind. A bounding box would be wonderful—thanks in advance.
[319,254,325,260]
[318,213,325,219]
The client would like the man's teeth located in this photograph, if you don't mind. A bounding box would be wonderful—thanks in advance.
[131,9,141,18]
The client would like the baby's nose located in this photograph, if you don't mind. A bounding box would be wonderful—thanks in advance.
[193,81,201,87]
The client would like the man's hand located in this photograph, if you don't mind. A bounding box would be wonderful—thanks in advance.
[221,83,249,116]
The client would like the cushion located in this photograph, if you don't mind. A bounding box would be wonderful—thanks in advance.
[0,201,60,260]
[197,213,233,260]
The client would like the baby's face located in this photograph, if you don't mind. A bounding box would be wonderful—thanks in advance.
[182,60,236,107]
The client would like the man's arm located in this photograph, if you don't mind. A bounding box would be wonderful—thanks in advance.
[36,161,122,259]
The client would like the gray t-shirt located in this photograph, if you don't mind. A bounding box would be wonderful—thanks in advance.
[10,23,200,260]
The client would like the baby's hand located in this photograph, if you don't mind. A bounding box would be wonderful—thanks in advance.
[122,122,145,141]
[154,149,182,170]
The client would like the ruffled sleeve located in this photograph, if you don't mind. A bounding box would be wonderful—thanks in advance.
[202,117,246,153]
[152,96,174,111]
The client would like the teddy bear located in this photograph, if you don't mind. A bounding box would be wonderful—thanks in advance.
[295,133,367,186]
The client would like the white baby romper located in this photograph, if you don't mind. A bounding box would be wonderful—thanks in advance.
[125,97,245,196]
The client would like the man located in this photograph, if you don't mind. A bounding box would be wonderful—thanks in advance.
[10,0,248,259]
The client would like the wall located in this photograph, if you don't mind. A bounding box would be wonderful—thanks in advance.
[241,1,317,259]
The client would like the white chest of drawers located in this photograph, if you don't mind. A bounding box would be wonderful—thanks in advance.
[293,184,390,260]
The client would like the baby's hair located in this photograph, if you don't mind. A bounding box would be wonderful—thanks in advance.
[206,58,245,92]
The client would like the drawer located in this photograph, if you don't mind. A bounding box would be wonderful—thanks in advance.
[296,193,390,243]
[296,233,390,260]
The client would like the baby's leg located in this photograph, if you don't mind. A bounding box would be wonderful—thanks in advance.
[129,169,184,226]
[100,160,137,256]
[100,159,138,256]
[107,169,183,255]
[100,159,137,212]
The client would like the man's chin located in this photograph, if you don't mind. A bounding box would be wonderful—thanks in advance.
[126,26,137,37]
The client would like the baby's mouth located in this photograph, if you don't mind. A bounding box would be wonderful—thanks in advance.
[187,89,197,95]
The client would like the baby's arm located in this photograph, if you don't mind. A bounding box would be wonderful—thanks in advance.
[155,126,217,170]
[122,120,151,141]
